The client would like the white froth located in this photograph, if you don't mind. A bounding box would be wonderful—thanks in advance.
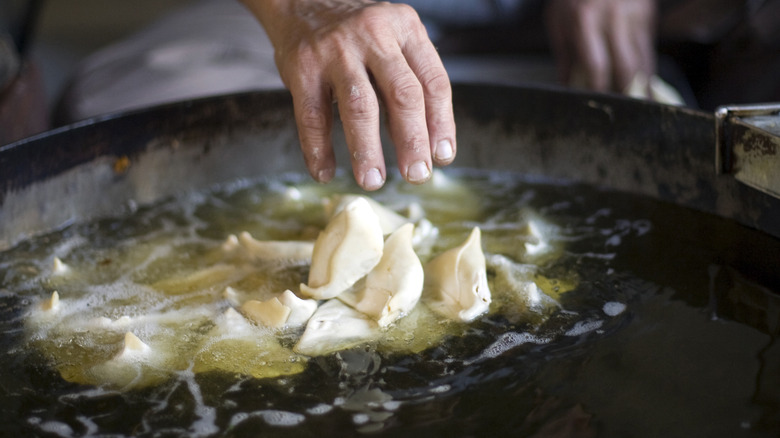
[28,418,74,437]
[428,384,451,394]
[352,413,370,425]
[603,301,626,316]
[564,320,604,336]
[306,403,333,415]
[471,331,550,364]
[605,234,622,247]
[229,410,305,428]
[633,220,652,236]
[382,400,401,411]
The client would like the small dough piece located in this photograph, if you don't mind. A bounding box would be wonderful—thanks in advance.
[294,300,381,356]
[423,227,491,322]
[524,219,552,257]
[278,289,318,328]
[116,332,152,360]
[52,257,69,274]
[241,297,291,328]
[300,197,384,300]
[339,223,423,327]
[40,291,60,312]
[235,231,314,262]
[241,290,317,329]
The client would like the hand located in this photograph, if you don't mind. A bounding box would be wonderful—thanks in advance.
[242,0,456,191]
[545,0,656,93]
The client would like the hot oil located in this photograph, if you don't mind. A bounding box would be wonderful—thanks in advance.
[0,170,778,437]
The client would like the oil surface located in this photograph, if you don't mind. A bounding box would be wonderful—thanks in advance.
[0,170,778,437]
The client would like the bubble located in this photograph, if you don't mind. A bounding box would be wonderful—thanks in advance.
[352,413,370,425]
[306,403,333,415]
[603,301,626,316]
[564,320,603,336]
[471,332,550,363]
[429,384,451,394]
[260,410,305,427]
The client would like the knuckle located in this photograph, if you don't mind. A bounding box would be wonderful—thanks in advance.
[342,86,378,121]
[297,98,329,133]
[420,70,451,97]
[386,76,424,112]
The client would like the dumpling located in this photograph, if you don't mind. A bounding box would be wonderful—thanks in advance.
[299,197,384,300]
[338,223,423,327]
[325,194,410,235]
[423,227,491,322]
[294,299,381,356]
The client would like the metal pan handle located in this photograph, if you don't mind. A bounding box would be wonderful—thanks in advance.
[716,103,780,200]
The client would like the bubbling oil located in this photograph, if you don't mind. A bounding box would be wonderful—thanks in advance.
[1,169,779,437]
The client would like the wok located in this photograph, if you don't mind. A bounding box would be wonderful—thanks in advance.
[1,84,779,436]
[2,84,779,247]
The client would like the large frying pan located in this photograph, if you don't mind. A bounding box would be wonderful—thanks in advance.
[2,84,778,245]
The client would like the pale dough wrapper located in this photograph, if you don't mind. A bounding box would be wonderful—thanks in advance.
[222,231,314,262]
[300,197,384,300]
[339,223,424,327]
[294,299,381,356]
[423,227,491,322]
[326,194,410,236]
[241,290,317,329]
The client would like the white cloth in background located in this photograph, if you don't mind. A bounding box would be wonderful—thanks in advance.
[57,0,282,123]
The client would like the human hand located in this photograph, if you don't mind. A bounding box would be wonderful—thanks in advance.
[242,0,456,191]
[545,0,656,94]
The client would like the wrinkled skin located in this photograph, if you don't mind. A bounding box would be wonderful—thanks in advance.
[545,0,657,93]
[242,0,457,191]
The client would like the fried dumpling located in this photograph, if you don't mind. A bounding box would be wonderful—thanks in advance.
[339,223,423,327]
[299,197,384,300]
[326,194,410,235]
[294,299,381,356]
[423,227,491,322]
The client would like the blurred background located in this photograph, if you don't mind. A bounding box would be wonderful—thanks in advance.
[31,0,191,108]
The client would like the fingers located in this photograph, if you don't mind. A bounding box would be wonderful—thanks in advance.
[572,6,611,92]
[370,58,431,184]
[367,4,455,186]
[605,0,656,91]
[289,80,337,184]
[331,69,386,190]
[401,21,457,168]
[256,1,455,190]
[546,0,657,94]
[363,4,455,186]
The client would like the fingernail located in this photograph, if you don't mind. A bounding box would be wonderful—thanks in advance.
[317,168,334,183]
[434,139,453,161]
[407,161,431,183]
[362,167,384,190]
